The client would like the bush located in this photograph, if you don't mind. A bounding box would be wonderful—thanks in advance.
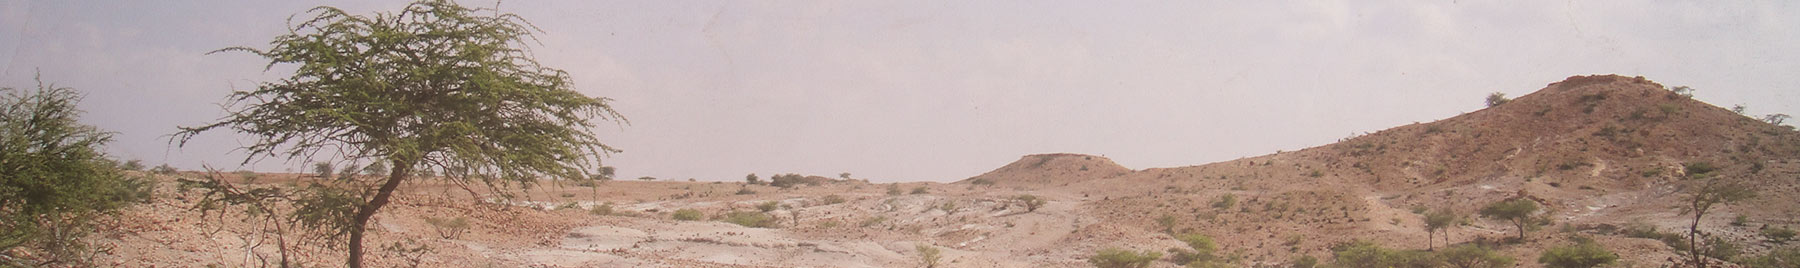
[735,188,757,195]
[1764,226,1796,244]
[1088,248,1160,268]
[121,159,145,171]
[1212,194,1236,210]
[886,184,903,196]
[1291,255,1318,268]
[1440,244,1513,268]
[756,201,780,212]
[1538,239,1616,268]
[1169,233,1221,266]
[1485,92,1511,107]
[1329,240,1439,268]
[916,244,941,268]
[859,216,887,228]
[590,202,614,216]
[1016,195,1047,212]
[719,211,777,228]
[821,195,847,205]
[0,81,149,265]
[1743,247,1799,268]
[150,164,178,175]
[422,216,470,239]
[910,186,929,195]
[969,178,994,186]
[671,208,704,221]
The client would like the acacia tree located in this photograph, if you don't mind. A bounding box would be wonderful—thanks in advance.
[1680,175,1755,268]
[1424,209,1457,250]
[1479,199,1538,241]
[174,1,623,267]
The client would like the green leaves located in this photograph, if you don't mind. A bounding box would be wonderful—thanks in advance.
[1,78,144,265]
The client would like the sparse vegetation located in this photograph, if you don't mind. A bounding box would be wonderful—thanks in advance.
[422,216,470,239]
[821,195,847,205]
[1088,248,1160,268]
[590,202,615,216]
[910,186,929,195]
[719,211,777,228]
[756,201,780,212]
[672,209,704,221]
[1441,244,1513,268]
[1742,247,1799,268]
[1480,199,1540,240]
[745,173,762,185]
[886,184,904,196]
[859,216,888,228]
[1168,233,1223,267]
[1538,237,1615,268]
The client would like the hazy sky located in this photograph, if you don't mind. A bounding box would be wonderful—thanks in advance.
[2,1,1795,182]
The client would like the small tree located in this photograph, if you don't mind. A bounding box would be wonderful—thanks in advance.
[637,176,656,181]
[1479,199,1539,240]
[312,162,334,178]
[839,172,851,179]
[172,1,624,267]
[745,173,760,185]
[1485,92,1511,108]
[1424,209,1457,250]
[1680,177,1755,267]
[1538,238,1616,268]
[1763,114,1791,126]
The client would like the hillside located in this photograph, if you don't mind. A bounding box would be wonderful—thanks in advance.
[1072,74,1800,265]
[88,75,1800,267]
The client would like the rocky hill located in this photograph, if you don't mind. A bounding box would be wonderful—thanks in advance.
[956,153,1132,188]
[1068,74,1800,265]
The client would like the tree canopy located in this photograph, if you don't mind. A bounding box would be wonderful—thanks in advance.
[1,78,150,266]
[173,1,623,267]
[1479,199,1539,240]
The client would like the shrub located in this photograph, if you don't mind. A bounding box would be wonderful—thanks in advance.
[637,176,656,181]
[969,178,994,186]
[1440,244,1513,268]
[1485,92,1511,107]
[859,216,887,228]
[422,216,470,239]
[150,164,178,175]
[821,195,847,205]
[1329,240,1438,268]
[121,159,145,171]
[1212,194,1236,210]
[1,81,150,264]
[1538,239,1616,268]
[1169,233,1220,266]
[886,184,903,196]
[720,211,777,228]
[916,244,941,268]
[1683,162,1718,178]
[735,188,757,195]
[1764,226,1796,243]
[671,209,704,221]
[1743,247,1799,268]
[312,162,334,178]
[590,202,614,216]
[1291,255,1318,268]
[756,201,780,212]
[1016,195,1047,212]
[910,186,929,195]
[1088,248,1160,268]
[745,173,761,185]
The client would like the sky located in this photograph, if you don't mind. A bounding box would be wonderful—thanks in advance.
[1,1,1796,182]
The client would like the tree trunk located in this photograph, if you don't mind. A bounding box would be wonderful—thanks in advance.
[1427,229,1435,251]
[1689,209,1705,268]
[1514,219,1527,241]
[346,161,412,268]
